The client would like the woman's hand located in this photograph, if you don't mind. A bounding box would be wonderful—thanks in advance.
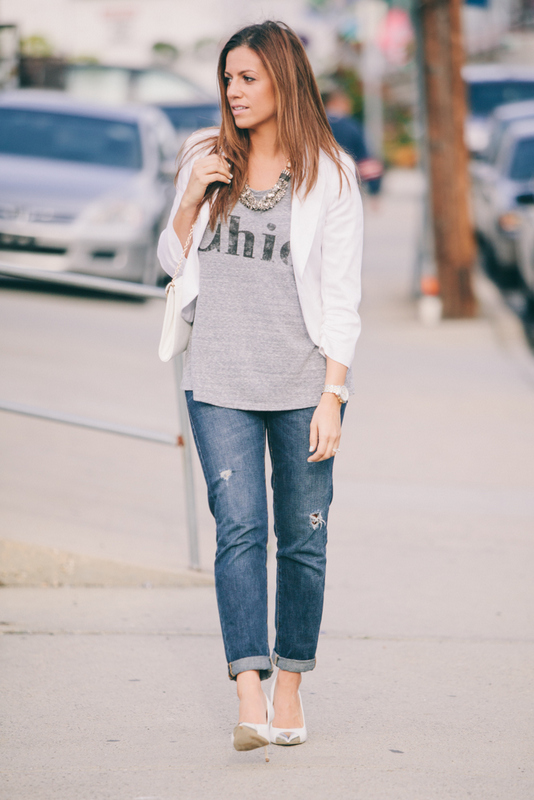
[173,154,232,252]
[181,154,233,210]
[307,392,342,462]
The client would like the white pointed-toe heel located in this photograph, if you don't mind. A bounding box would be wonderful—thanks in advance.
[269,677,308,746]
[232,690,274,762]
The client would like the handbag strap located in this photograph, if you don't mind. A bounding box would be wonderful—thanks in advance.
[166,224,195,293]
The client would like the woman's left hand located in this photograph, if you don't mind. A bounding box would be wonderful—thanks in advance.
[308,393,342,462]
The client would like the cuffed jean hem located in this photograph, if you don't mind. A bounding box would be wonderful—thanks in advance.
[228,656,274,682]
[272,651,316,673]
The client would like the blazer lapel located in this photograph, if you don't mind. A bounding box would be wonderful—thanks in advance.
[290,162,327,278]
[181,201,210,311]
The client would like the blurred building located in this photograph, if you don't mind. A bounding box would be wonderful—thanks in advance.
[0,0,340,93]
[464,0,534,63]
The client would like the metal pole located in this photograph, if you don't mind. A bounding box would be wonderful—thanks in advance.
[359,0,386,161]
[362,42,385,161]
[0,260,201,570]
[0,261,165,299]
[173,355,200,571]
[411,1,435,298]
[0,400,179,446]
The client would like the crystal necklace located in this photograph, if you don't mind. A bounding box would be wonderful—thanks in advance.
[239,163,291,212]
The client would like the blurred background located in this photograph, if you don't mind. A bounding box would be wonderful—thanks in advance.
[2,7,534,794]
[1,1,534,310]
[1,0,534,581]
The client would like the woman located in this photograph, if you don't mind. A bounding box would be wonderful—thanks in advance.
[157,21,363,757]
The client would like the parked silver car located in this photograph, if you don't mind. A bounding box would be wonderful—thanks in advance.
[63,64,220,147]
[0,90,179,284]
[470,117,534,283]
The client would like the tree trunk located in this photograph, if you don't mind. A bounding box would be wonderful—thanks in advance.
[419,0,477,318]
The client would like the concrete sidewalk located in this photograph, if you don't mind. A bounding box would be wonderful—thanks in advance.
[1,171,533,799]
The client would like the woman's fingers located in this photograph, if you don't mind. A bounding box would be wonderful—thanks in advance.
[308,437,338,462]
[308,430,340,462]
[308,402,342,462]
[194,155,233,184]
[183,155,233,206]
[309,419,319,456]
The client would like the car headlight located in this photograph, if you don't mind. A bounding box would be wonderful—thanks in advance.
[84,199,147,227]
[498,212,522,233]
[465,122,489,154]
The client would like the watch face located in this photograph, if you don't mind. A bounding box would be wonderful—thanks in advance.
[339,386,349,403]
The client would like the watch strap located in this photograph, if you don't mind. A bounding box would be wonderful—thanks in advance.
[322,384,348,403]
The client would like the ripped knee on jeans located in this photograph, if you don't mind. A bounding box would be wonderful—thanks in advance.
[219,469,233,482]
[309,511,326,529]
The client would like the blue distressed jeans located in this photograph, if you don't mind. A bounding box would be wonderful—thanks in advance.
[186,392,345,681]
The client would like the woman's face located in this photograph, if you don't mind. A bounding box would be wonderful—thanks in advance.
[224,46,277,132]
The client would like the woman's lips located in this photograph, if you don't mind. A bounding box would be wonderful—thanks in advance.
[232,105,248,115]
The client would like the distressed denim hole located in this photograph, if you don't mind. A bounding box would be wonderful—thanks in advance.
[309,511,326,528]
[219,469,232,482]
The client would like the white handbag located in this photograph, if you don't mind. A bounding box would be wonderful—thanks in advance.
[158,225,195,362]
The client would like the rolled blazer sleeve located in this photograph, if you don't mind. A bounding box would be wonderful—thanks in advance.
[157,158,194,278]
[319,160,363,368]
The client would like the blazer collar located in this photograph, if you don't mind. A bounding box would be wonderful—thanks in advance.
[194,201,211,246]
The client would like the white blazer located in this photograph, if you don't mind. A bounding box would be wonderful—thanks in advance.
[157,132,363,368]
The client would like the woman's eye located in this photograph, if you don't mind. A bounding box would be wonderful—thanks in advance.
[244,76,254,82]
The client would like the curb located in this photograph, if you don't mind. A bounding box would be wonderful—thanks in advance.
[475,270,534,387]
[0,539,214,588]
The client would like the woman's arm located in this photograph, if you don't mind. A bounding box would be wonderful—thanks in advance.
[308,156,363,462]
[319,157,363,368]
[307,356,347,462]
[157,134,231,276]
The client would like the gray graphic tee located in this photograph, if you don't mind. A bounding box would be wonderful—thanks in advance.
[182,181,352,410]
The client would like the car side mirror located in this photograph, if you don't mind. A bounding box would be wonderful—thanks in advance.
[516,192,534,205]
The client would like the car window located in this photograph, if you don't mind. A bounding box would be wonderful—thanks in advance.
[134,70,203,104]
[484,119,507,163]
[0,108,143,169]
[468,82,534,117]
[509,137,534,181]
[162,104,220,131]
[65,67,131,104]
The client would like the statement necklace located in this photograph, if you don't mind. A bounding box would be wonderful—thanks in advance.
[239,163,291,212]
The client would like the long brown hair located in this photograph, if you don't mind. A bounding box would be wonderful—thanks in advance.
[177,20,351,229]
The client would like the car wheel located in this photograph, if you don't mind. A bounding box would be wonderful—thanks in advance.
[478,238,523,290]
[141,237,160,286]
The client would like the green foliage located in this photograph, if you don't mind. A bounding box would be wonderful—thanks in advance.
[383,92,416,167]
[20,35,54,59]
[330,66,364,119]
[385,101,413,147]
[69,55,100,64]
[324,64,416,167]
[152,42,180,64]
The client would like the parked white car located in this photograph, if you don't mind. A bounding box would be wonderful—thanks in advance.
[470,117,534,284]
[0,90,179,284]
[463,64,534,156]
[482,99,534,165]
